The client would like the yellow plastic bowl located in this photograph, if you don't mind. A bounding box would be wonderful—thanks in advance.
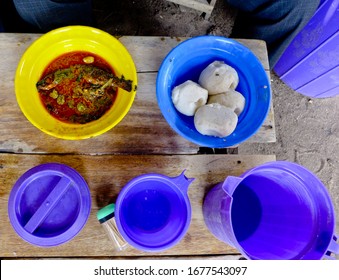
[15,26,137,140]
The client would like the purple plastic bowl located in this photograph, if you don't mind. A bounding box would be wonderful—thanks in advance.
[8,163,91,247]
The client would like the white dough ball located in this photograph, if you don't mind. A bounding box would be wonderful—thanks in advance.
[208,90,245,116]
[171,80,208,116]
[194,103,238,138]
[198,61,239,95]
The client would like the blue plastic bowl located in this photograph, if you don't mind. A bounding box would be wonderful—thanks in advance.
[156,36,271,148]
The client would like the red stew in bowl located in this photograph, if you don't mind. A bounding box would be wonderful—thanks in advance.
[37,51,118,124]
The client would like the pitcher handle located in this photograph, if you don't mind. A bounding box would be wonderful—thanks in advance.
[222,176,242,196]
[170,169,195,193]
[324,235,339,259]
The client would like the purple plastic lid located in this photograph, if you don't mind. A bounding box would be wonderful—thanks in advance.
[8,163,91,247]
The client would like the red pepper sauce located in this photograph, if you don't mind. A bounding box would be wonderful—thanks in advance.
[38,51,117,124]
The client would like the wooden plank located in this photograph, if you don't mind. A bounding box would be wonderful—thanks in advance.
[0,35,270,77]
[0,34,275,155]
[166,0,214,14]
[165,0,217,18]
[0,153,276,257]
[119,36,270,71]
[236,39,270,71]
[0,72,198,154]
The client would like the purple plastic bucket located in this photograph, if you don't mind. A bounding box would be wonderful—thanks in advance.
[115,170,194,252]
[203,161,339,259]
[274,0,339,98]
[8,163,91,247]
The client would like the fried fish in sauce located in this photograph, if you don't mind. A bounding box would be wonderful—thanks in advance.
[37,64,132,92]
[37,64,132,124]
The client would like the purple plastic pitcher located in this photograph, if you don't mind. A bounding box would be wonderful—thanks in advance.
[203,161,339,260]
[115,170,194,252]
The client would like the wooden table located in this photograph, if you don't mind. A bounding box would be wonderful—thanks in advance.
[0,34,276,258]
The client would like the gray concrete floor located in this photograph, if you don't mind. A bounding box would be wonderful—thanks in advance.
[93,0,339,257]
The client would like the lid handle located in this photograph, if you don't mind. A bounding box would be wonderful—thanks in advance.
[24,176,72,233]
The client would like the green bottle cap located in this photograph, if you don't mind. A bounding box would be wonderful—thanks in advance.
[97,203,115,223]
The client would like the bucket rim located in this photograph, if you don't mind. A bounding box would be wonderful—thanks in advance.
[229,160,336,260]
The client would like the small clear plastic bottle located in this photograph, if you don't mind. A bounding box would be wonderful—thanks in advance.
[97,203,128,251]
